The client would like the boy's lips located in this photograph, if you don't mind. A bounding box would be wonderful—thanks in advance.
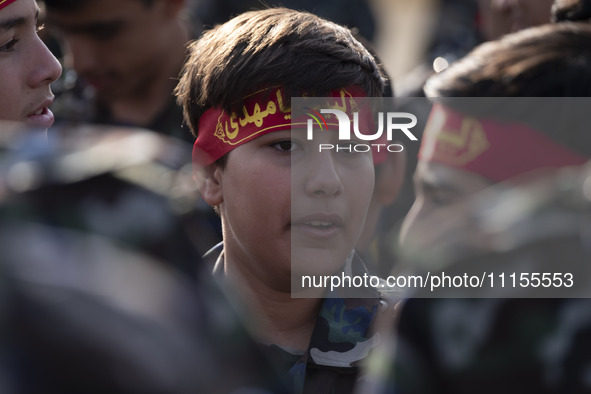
[291,213,345,239]
[26,98,55,129]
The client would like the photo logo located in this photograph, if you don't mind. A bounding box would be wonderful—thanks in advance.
[305,107,328,131]
[306,108,418,153]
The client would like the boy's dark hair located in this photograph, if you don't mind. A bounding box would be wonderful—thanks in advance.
[43,0,155,12]
[422,23,591,157]
[552,0,591,22]
[175,7,386,138]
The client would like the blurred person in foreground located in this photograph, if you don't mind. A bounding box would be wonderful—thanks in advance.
[0,0,61,129]
[400,22,591,246]
[381,162,591,394]
[41,0,198,143]
[365,22,591,394]
[0,123,287,394]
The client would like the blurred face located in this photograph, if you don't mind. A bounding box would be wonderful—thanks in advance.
[211,129,375,292]
[46,0,179,100]
[478,0,554,40]
[400,161,491,246]
[0,0,62,128]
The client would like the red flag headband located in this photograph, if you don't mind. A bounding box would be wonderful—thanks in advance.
[0,0,18,10]
[192,85,382,167]
[418,103,589,182]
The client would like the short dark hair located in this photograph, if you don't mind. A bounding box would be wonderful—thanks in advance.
[175,7,386,138]
[552,0,591,22]
[42,0,155,12]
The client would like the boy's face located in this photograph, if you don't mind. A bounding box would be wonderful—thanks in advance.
[0,0,61,128]
[46,0,181,100]
[205,128,375,291]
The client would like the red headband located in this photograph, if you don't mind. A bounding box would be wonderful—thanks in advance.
[419,103,588,182]
[0,0,18,10]
[193,86,385,167]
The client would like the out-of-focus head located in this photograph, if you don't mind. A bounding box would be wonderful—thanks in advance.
[477,0,554,40]
[0,0,61,128]
[44,0,185,100]
[401,23,591,245]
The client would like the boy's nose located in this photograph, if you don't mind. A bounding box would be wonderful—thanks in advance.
[304,154,344,198]
[29,36,62,88]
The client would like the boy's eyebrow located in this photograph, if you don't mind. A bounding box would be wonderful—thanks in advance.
[0,7,39,31]
[0,16,26,30]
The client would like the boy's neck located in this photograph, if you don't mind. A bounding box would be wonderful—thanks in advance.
[223,250,323,352]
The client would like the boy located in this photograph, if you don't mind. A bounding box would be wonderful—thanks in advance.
[0,0,61,129]
[43,0,195,142]
[176,8,397,393]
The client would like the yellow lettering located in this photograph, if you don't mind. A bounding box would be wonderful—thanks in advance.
[436,118,479,148]
[276,89,291,114]
[225,112,239,139]
[239,100,278,128]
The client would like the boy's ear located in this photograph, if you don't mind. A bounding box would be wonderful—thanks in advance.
[199,164,224,207]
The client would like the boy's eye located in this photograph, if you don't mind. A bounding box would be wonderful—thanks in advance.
[0,38,19,52]
[271,140,297,152]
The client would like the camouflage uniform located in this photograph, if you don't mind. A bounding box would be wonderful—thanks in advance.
[209,244,399,394]
[372,163,591,394]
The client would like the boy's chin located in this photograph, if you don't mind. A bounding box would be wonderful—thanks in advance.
[290,247,350,277]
